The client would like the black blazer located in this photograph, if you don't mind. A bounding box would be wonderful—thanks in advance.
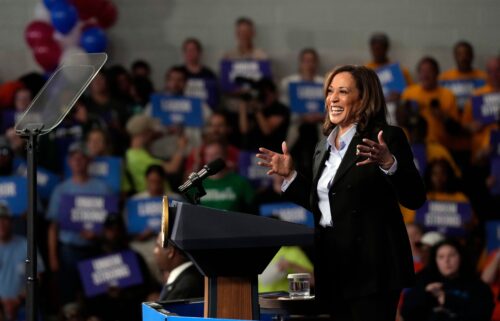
[284,125,426,300]
[159,264,204,301]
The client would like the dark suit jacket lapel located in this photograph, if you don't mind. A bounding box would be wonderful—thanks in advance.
[331,134,362,187]
[312,139,330,185]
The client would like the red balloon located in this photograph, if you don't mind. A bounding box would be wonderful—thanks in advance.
[33,41,62,72]
[96,1,118,29]
[70,0,105,20]
[25,21,55,48]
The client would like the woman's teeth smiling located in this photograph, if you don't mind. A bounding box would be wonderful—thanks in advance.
[331,106,344,115]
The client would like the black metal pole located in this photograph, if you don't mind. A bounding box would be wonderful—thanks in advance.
[25,128,40,321]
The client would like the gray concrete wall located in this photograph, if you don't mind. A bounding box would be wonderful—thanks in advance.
[1,0,499,88]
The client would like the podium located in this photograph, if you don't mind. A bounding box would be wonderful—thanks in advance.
[163,201,314,320]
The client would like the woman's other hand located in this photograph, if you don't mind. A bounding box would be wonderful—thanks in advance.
[256,141,295,179]
[356,130,395,170]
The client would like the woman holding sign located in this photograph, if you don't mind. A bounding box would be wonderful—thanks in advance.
[256,65,426,321]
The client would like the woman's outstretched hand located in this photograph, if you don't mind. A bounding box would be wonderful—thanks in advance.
[256,141,295,180]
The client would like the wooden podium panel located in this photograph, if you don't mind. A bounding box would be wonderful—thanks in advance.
[204,276,257,320]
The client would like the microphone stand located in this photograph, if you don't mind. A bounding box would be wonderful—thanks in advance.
[180,173,206,205]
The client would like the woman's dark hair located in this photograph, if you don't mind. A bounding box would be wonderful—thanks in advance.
[322,65,387,136]
[426,239,475,281]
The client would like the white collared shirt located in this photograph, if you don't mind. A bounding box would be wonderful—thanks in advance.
[166,261,193,286]
[316,125,357,226]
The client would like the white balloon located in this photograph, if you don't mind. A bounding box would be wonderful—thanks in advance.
[54,22,82,49]
[33,2,51,22]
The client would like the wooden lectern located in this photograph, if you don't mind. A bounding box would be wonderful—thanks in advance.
[162,200,314,320]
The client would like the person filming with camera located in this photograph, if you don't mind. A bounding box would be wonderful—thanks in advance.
[238,78,290,151]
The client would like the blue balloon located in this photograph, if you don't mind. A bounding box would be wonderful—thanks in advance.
[50,3,78,34]
[43,0,67,10]
[80,27,107,53]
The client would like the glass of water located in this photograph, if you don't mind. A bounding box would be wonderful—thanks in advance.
[287,273,311,298]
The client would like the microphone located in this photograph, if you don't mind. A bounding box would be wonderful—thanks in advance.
[178,158,226,193]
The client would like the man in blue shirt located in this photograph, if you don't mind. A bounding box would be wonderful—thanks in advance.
[0,203,44,321]
[47,142,112,304]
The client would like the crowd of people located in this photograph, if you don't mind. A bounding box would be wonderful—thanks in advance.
[0,16,499,321]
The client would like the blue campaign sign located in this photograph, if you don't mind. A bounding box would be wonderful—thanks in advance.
[486,221,500,253]
[440,78,486,110]
[14,160,61,200]
[411,144,427,175]
[238,150,272,188]
[471,93,500,125]
[126,197,163,234]
[151,94,204,127]
[288,82,324,114]
[0,110,15,133]
[490,131,500,158]
[185,78,219,109]
[375,63,407,96]
[219,59,272,93]
[415,200,473,236]
[0,176,27,216]
[88,157,122,193]
[260,202,314,228]
[59,194,119,233]
[78,250,143,297]
[490,158,500,195]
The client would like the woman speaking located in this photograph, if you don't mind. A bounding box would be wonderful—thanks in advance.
[257,65,426,321]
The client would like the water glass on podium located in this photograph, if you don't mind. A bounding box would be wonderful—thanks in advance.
[287,273,311,298]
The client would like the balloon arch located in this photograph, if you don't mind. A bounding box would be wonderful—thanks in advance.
[25,0,118,72]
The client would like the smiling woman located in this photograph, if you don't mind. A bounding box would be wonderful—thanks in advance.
[256,65,426,321]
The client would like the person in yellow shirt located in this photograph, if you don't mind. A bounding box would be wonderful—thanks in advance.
[401,57,465,159]
[462,56,500,164]
[439,41,488,112]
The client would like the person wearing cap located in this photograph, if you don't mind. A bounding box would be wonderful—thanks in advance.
[46,141,113,304]
[417,231,445,268]
[123,114,185,194]
[0,203,44,321]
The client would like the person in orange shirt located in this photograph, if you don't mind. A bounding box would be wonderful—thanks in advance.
[462,56,500,165]
[440,41,488,112]
[401,57,464,159]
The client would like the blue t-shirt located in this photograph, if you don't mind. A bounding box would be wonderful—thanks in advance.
[46,178,112,246]
[0,235,44,299]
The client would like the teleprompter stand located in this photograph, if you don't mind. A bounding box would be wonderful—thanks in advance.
[14,53,107,321]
